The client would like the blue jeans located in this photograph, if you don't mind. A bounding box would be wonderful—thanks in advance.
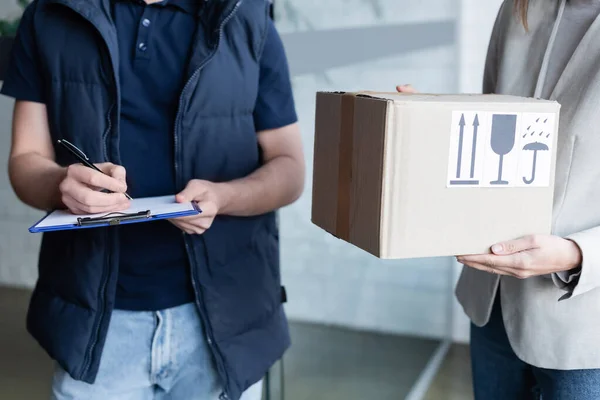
[470,295,600,400]
[51,303,262,400]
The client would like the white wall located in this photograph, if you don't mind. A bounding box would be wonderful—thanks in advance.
[0,101,44,287]
[458,0,505,93]
[0,0,22,19]
[0,0,43,288]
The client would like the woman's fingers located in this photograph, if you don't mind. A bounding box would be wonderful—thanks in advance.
[396,84,418,93]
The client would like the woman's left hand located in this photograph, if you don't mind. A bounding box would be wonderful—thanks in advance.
[457,235,582,279]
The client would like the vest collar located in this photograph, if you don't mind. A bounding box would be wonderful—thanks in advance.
[47,0,243,49]
[201,0,243,36]
[46,0,242,19]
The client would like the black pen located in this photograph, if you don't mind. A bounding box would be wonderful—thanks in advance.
[57,139,133,200]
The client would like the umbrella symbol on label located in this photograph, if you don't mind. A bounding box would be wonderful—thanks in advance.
[522,141,549,185]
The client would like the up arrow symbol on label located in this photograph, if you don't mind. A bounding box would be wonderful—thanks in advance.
[449,112,481,187]
[470,114,479,179]
[456,114,466,179]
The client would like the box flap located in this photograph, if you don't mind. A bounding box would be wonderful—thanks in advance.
[316,91,561,106]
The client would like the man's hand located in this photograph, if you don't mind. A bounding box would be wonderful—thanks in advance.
[59,163,130,215]
[457,235,582,279]
[170,179,227,235]
[169,122,304,234]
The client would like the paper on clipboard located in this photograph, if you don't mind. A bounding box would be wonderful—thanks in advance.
[30,195,200,233]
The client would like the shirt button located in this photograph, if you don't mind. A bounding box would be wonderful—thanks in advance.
[142,18,151,27]
[138,42,147,52]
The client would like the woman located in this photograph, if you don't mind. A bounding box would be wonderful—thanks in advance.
[399,0,600,398]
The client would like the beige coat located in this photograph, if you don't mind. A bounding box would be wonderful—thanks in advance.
[456,0,600,369]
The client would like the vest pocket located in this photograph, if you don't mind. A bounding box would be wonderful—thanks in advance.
[37,229,108,310]
[199,214,281,338]
[27,287,95,382]
[201,215,264,267]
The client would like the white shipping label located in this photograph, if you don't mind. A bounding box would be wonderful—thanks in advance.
[446,111,555,188]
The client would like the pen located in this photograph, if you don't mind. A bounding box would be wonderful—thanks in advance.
[57,139,133,200]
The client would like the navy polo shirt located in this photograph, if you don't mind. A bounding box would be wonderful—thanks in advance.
[2,0,298,311]
[112,0,199,311]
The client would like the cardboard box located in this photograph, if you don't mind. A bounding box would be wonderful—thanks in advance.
[311,92,561,259]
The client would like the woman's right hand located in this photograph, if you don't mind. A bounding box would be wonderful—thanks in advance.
[59,163,130,215]
[396,84,418,93]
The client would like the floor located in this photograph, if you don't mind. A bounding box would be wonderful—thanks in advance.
[0,286,473,400]
[0,287,53,400]
[423,345,473,400]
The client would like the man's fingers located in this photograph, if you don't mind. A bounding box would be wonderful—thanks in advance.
[171,220,207,235]
[64,180,129,209]
[99,163,127,183]
[62,196,86,216]
[71,188,128,208]
[63,196,129,214]
[179,222,204,234]
[63,193,129,215]
[175,216,213,230]
[68,164,127,193]
[170,220,195,234]
[175,214,203,222]
[177,180,205,203]
[491,235,539,255]
[169,210,214,234]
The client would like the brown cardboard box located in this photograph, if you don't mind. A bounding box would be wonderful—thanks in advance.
[311,92,561,259]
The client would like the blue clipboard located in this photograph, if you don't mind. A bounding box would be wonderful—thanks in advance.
[29,195,202,233]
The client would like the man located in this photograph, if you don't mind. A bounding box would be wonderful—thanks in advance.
[3,0,304,399]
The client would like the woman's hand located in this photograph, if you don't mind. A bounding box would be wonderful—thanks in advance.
[396,84,418,93]
[457,235,582,279]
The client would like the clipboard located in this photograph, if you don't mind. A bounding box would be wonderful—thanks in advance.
[29,195,201,233]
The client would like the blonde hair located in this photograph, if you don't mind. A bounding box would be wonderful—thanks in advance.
[514,0,529,29]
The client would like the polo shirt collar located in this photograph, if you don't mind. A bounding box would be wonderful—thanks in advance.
[113,0,199,15]
[164,0,198,14]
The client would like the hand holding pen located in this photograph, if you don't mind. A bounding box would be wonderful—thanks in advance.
[57,139,132,215]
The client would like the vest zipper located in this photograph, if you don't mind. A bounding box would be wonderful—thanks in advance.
[102,103,115,162]
[51,2,121,380]
[174,2,242,398]
[79,229,111,378]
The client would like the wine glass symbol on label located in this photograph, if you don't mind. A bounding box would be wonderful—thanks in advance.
[490,114,517,185]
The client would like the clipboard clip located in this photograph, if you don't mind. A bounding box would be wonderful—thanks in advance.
[77,210,151,227]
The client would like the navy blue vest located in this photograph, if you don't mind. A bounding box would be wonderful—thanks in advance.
[25,1,289,398]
